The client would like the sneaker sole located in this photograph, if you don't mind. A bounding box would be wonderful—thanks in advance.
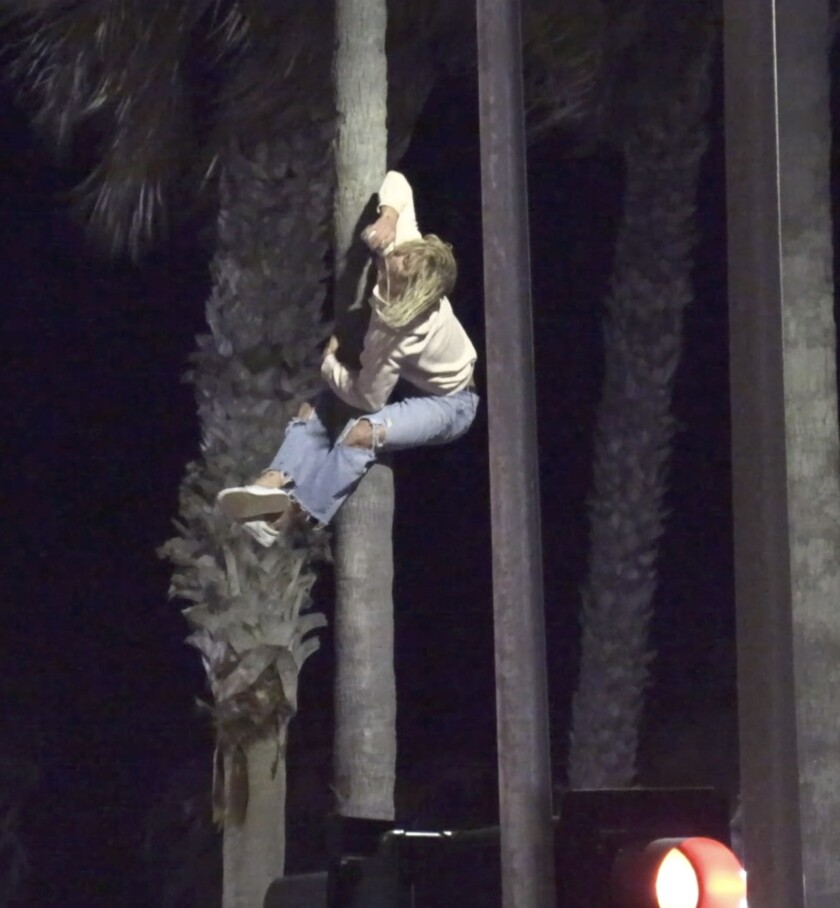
[217,486,292,521]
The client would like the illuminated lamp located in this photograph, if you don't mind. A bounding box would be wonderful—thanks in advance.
[555,789,740,908]
[612,836,746,908]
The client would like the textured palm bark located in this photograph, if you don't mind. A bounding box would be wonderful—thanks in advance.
[331,0,396,821]
[333,469,396,818]
[568,27,713,788]
[222,730,288,908]
[163,112,335,908]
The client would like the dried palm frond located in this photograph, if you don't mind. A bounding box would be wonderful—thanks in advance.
[2,0,306,258]
[384,0,470,163]
[210,2,334,155]
[522,0,607,144]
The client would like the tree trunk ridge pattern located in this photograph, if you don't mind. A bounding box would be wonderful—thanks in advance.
[162,115,334,908]
[568,19,713,787]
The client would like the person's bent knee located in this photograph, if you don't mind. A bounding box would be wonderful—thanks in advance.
[341,418,385,450]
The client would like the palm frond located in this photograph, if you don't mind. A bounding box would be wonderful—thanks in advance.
[209,2,333,159]
[4,0,266,258]
[7,1,99,147]
[385,0,472,164]
[522,0,607,144]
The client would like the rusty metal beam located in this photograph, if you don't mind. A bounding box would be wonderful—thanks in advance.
[476,2,556,907]
[725,0,840,903]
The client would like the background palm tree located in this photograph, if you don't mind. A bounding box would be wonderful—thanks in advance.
[152,10,336,904]
[567,0,716,785]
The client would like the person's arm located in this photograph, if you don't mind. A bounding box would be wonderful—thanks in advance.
[379,171,421,244]
[362,171,422,253]
[321,320,402,412]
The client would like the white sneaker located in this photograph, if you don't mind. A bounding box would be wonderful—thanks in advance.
[217,485,292,521]
[241,520,281,547]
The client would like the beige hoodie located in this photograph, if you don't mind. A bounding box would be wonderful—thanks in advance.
[321,172,477,412]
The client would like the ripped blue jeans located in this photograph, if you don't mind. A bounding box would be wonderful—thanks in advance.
[268,388,479,526]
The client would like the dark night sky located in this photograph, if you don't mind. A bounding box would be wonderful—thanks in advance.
[0,62,734,905]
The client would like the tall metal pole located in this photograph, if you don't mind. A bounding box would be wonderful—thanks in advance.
[476,3,556,908]
[725,0,840,904]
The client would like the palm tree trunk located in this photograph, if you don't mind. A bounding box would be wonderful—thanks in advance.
[331,0,396,821]
[163,113,334,908]
[333,470,396,818]
[222,730,288,908]
[567,17,713,788]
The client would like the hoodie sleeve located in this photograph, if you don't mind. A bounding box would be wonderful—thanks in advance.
[321,173,425,410]
[378,171,422,245]
[321,316,403,412]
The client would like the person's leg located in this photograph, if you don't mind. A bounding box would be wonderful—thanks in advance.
[219,393,373,528]
[286,389,479,526]
[284,415,378,525]
[365,388,479,452]
[268,398,332,491]
[224,389,479,529]
[252,402,318,489]
[217,397,331,521]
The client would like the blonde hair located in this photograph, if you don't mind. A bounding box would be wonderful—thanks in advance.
[376,234,457,329]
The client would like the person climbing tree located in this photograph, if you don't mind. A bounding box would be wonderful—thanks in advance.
[217,171,479,544]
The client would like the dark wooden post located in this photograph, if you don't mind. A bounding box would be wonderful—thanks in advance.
[476,2,556,908]
[725,0,840,904]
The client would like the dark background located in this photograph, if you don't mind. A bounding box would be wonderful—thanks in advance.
[0,60,734,906]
